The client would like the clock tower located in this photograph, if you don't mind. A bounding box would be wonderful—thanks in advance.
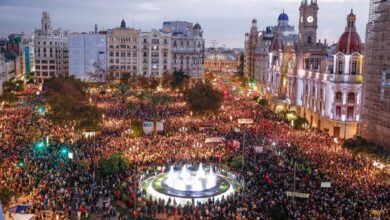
[299,0,319,46]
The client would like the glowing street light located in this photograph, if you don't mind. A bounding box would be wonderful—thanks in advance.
[33,140,45,151]
[17,161,24,168]
[59,145,70,157]
[36,106,45,115]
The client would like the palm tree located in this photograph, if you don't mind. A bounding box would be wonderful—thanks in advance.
[171,70,190,91]
[135,90,148,107]
[150,94,171,136]
[117,82,130,103]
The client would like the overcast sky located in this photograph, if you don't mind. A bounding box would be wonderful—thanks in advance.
[0,0,369,48]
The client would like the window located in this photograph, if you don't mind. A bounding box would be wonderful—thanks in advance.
[335,91,342,101]
[335,106,341,118]
[338,60,344,74]
[351,61,358,75]
[307,36,312,44]
[347,106,354,120]
[347,92,355,103]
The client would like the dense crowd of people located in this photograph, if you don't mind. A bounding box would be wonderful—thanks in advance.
[0,77,389,220]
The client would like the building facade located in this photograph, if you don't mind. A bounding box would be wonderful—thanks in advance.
[263,0,364,139]
[244,19,258,80]
[360,0,390,149]
[68,33,107,82]
[204,48,240,73]
[0,54,16,95]
[106,20,140,78]
[33,11,68,83]
[20,33,36,78]
[140,29,172,77]
[162,21,205,79]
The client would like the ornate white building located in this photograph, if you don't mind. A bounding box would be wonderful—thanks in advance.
[162,21,205,80]
[245,12,298,96]
[139,29,172,77]
[33,11,68,83]
[265,1,363,139]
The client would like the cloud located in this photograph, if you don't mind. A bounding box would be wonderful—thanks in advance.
[0,0,369,48]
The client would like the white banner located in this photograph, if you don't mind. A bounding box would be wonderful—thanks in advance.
[286,191,310,198]
[143,121,153,135]
[144,121,164,135]
[254,146,263,153]
[320,182,331,188]
[156,121,164,132]
[238,118,253,124]
[205,137,225,143]
[83,132,96,138]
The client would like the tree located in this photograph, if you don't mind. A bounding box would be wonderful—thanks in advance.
[97,153,130,177]
[237,52,244,76]
[26,72,36,84]
[148,77,160,91]
[149,94,171,135]
[0,91,18,104]
[0,80,24,104]
[0,187,13,207]
[134,76,149,91]
[170,70,190,91]
[3,80,24,93]
[45,76,102,131]
[204,72,215,82]
[161,73,172,90]
[294,117,309,130]
[77,105,102,131]
[258,98,268,106]
[130,121,143,137]
[135,90,148,107]
[226,156,243,170]
[186,82,223,116]
[117,82,130,103]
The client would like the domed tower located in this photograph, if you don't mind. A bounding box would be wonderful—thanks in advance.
[278,10,289,26]
[337,10,362,54]
[41,11,52,31]
[193,23,203,37]
[120,19,126,28]
[334,10,363,75]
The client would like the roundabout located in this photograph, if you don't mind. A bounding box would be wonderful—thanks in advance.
[141,163,241,205]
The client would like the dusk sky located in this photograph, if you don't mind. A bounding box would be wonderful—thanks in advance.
[0,0,369,48]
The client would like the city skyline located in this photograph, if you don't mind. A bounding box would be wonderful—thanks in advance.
[1,0,369,48]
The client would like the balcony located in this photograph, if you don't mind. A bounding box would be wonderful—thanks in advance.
[330,74,363,84]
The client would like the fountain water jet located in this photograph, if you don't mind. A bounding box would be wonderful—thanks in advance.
[164,163,218,192]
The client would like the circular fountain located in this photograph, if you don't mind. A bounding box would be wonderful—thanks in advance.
[141,163,241,205]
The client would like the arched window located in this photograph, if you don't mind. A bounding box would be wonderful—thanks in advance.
[335,91,343,101]
[348,92,356,103]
